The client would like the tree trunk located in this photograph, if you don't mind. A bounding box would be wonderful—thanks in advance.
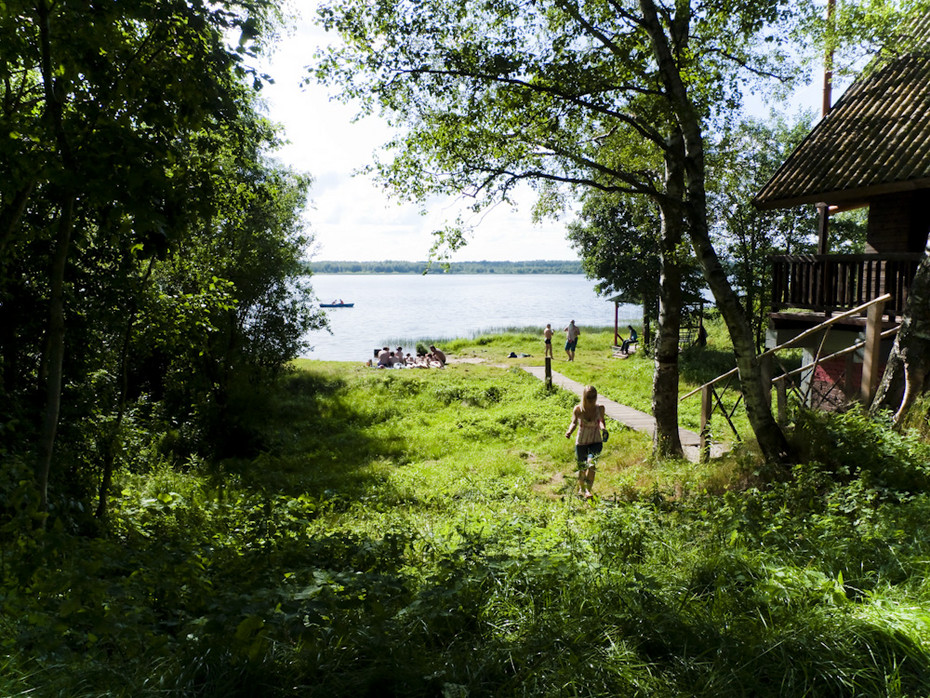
[686,205,789,461]
[96,257,155,519]
[871,246,930,423]
[652,262,684,458]
[641,307,652,353]
[639,0,791,463]
[0,182,35,260]
[651,138,686,459]
[36,198,74,514]
[35,0,80,513]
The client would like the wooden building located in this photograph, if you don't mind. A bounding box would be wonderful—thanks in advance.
[753,20,930,405]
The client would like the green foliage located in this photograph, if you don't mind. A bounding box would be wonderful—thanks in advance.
[792,407,930,494]
[567,191,705,326]
[312,0,806,250]
[0,0,325,515]
[896,393,930,439]
[795,0,930,80]
[312,0,814,459]
[5,357,930,696]
[709,116,820,349]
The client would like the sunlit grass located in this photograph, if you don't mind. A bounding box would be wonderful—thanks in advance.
[440,321,753,443]
[7,338,930,697]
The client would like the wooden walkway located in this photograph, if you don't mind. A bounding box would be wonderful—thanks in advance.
[522,366,726,463]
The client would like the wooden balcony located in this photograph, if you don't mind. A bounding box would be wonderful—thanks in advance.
[771,253,922,320]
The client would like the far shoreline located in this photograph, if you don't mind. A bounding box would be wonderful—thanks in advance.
[306,259,583,275]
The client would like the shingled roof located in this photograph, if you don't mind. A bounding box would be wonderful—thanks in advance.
[754,20,930,211]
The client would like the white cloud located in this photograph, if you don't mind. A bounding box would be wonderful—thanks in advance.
[260,9,826,263]
[258,9,577,262]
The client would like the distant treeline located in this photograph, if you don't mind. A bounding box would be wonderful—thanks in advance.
[308,259,583,274]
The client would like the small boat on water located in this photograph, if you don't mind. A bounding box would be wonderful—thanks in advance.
[320,300,354,308]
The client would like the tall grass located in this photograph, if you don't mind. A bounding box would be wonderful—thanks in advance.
[4,348,930,696]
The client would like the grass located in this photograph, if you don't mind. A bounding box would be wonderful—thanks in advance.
[3,333,930,697]
[433,318,753,446]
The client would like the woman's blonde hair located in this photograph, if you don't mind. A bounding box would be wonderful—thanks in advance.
[583,385,597,403]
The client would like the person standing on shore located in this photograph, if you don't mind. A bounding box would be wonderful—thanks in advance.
[565,384,606,499]
[563,320,580,361]
[543,323,553,359]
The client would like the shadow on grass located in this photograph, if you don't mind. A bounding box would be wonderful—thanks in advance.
[216,367,411,498]
[677,346,738,388]
[678,344,804,392]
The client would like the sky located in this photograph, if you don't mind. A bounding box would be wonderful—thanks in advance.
[256,10,575,263]
[256,8,825,264]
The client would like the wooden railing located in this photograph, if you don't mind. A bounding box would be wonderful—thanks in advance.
[770,253,921,318]
[682,294,894,462]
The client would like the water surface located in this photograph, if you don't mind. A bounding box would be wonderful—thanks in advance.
[304,274,640,361]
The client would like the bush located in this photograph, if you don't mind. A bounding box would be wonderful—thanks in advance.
[791,407,930,495]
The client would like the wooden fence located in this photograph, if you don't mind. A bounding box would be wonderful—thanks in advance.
[680,294,895,462]
[770,253,921,318]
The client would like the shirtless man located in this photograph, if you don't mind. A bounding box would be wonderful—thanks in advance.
[377,346,391,368]
[543,323,554,359]
[563,320,580,361]
[429,345,446,366]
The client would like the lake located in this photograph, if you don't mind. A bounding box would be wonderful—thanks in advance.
[303,274,640,361]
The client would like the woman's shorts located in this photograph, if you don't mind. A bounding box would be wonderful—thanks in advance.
[575,441,602,466]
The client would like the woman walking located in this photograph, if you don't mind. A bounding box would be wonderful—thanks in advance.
[565,385,606,499]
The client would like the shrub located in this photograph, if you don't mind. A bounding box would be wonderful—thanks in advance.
[792,407,930,495]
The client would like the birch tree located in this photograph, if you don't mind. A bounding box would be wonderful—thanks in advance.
[315,0,803,461]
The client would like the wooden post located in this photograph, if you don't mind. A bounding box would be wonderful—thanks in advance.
[545,357,552,390]
[761,353,773,407]
[614,301,619,346]
[817,202,830,254]
[700,384,712,463]
[776,379,787,426]
[860,298,886,405]
[844,352,856,400]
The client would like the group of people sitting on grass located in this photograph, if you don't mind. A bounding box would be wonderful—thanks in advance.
[369,345,446,369]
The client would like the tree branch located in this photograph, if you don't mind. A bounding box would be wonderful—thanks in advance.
[394,66,667,147]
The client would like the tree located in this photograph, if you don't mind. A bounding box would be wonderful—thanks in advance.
[870,249,930,423]
[568,191,709,343]
[567,190,707,455]
[136,119,325,463]
[709,115,819,351]
[0,0,324,518]
[314,0,805,461]
[567,194,663,341]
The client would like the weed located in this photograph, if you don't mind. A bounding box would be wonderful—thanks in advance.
[5,342,930,697]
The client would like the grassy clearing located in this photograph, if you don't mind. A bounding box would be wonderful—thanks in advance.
[4,340,930,697]
[438,318,753,445]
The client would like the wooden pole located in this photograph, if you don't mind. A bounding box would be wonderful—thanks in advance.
[817,203,830,255]
[681,294,892,402]
[700,384,712,463]
[822,0,835,117]
[545,357,552,390]
[614,301,619,346]
[772,326,898,383]
[776,379,788,425]
[761,353,773,406]
[860,298,886,405]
